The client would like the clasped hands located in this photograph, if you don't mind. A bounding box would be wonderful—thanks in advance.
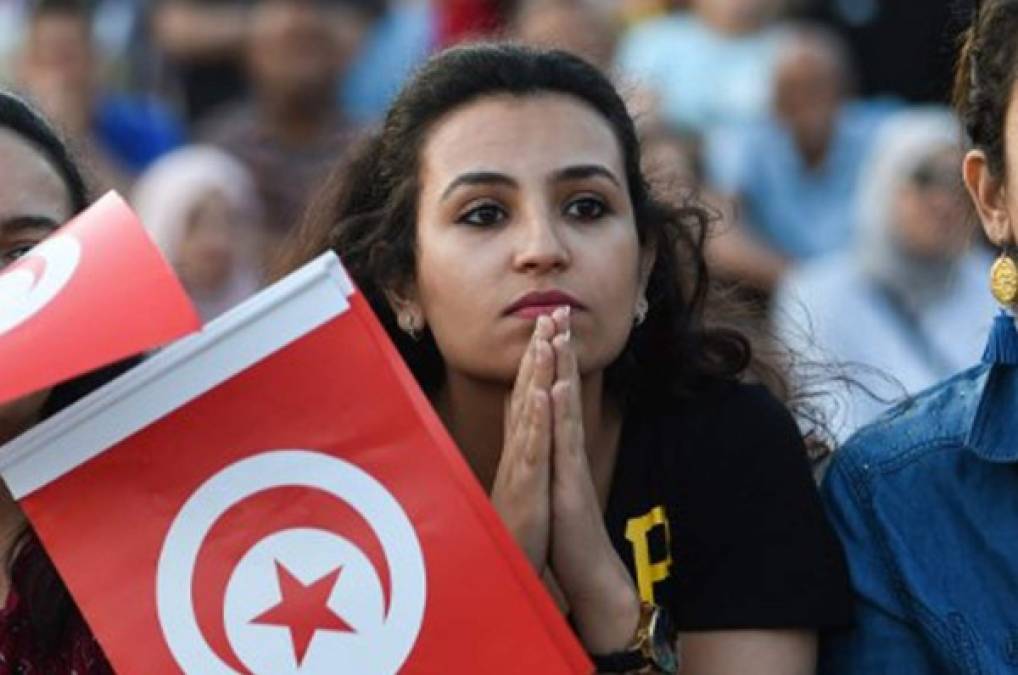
[491,307,641,656]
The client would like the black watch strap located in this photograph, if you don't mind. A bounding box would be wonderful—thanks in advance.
[591,649,650,673]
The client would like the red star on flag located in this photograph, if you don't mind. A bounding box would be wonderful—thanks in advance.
[251,561,356,665]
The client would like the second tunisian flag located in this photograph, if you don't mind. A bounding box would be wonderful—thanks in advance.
[0,252,592,674]
[0,191,200,404]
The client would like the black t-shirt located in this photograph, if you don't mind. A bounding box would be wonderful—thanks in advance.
[604,381,853,631]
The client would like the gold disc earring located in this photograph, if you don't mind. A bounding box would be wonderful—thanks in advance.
[990,248,1018,306]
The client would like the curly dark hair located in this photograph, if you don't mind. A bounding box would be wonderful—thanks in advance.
[954,0,1018,176]
[277,43,788,412]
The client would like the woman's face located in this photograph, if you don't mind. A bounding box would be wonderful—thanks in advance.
[407,93,649,385]
[0,127,72,442]
[178,190,236,292]
[894,146,971,260]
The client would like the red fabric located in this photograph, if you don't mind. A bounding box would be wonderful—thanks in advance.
[0,590,111,675]
[435,0,504,47]
[0,192,199,405]
[20,281,591,672]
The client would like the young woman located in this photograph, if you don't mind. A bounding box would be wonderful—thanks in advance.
[279,44,852,674]
[818,1,1018,672]
[0,91,124,674]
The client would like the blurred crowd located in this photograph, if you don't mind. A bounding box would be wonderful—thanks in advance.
[0,0,989,440]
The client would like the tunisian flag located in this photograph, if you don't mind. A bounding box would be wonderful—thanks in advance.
[0,191,199,404]
[0,253,592,674]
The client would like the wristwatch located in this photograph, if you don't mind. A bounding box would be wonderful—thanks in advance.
[590,602,679,674]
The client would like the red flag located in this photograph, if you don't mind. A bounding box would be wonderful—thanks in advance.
[0,253,592,674]
[0,191,200,404]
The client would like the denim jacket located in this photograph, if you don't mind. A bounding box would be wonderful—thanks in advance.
[818,362,1018,675]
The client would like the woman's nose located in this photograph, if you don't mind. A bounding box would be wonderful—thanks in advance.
[511,211,570,273]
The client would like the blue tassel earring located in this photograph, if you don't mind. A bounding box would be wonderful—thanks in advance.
[983,248,1018,365]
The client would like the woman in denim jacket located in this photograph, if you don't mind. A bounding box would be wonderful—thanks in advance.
[819,1,1018,672]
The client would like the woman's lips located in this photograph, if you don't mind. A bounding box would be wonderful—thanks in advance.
[504,290,585,318]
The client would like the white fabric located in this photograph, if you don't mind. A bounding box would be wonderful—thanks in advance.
[773,251,994,442]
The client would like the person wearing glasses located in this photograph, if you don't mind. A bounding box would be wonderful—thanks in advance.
[773,107,994,443]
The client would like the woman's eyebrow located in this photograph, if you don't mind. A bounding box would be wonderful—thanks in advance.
[0,215,60,236]
[440,171,518,201]
[551,164,622,188]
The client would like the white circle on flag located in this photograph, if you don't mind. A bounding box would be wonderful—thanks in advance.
[0,234,81,336]
[224,529,388,673]
[156,450,427,675]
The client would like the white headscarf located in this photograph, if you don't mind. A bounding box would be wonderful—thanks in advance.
[855,107,965,310]
[132,145,263,321]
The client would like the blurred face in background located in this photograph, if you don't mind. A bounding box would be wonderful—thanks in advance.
[16,10,96,132]
[691,0,783,35]
[514,1,619,72]
[640,131,701,191]
[247,0,366,110]
[894,146,972,260]
[774,36,846,166]
[177,190,238,293]
[0,128,72,442]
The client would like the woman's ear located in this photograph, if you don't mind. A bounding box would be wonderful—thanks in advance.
[963,149,1013,245]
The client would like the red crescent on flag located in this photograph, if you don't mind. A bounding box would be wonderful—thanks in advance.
[190,486,392,674]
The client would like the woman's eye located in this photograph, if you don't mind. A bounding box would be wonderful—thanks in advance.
[1,243,35,267]
[565,197,607,221]
[458,203,506,227]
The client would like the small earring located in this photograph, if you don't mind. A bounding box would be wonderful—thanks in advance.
[400,313,422,341]
[634,296,649,326]
[990,247,1018,306]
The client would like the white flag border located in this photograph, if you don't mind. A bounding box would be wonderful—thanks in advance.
[0,251,355,499]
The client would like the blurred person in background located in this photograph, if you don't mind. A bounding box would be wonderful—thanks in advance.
[199,0,367,266]
[705,23,887,289]
[15,0,184,194]
[340,0,433,124]
[790,0,958,104]
[639,123,785,294]
[132,146,263,321]
[616,0,787,134]
[512,0,620,74]
[434,0,512,46]
[150,0,253,125]
[640,124,705,190]
[772,108,994,442]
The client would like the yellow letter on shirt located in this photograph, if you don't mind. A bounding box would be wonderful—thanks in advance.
[624,505,672,604]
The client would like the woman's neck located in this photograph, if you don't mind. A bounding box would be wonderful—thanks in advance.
[433,369,622,499]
